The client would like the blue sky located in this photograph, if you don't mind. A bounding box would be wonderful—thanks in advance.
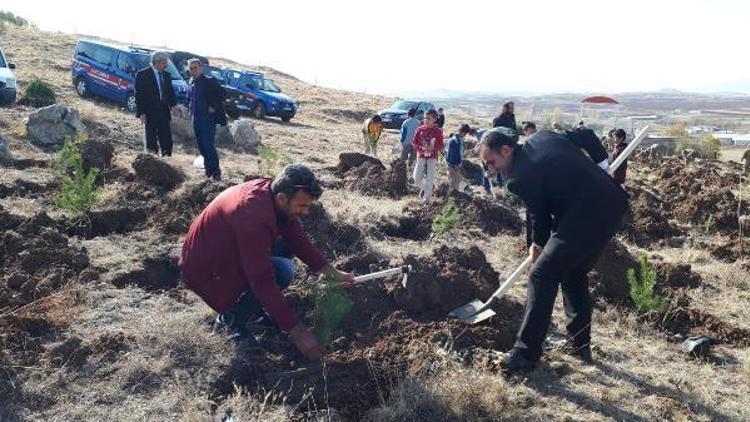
[2,0,748,95]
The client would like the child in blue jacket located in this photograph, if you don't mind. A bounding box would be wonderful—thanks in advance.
[445,124,472,191]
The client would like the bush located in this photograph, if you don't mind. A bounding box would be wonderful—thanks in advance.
[23,78,56,107]
[257,144,291,177]
[310,275,353,345]
[54,133,101,217]
[627,255,668,313]
[702,134,720,159]
[431,199,462,236]
[0,10,28,26]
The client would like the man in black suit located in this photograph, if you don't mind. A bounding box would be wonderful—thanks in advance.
[480,130,628,372]
[187,59,227,181]
[135,51,177,157]
[492,101,517,132]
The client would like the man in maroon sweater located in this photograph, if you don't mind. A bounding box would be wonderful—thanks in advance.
[179,164,354,360]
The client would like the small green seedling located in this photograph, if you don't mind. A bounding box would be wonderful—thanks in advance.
[627,255,668,313]
[310,275,353,345]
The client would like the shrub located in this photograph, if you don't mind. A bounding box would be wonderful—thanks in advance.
[257,144,291,177]
[627,255,668,313]
[702,134,720,159]
[310,275,353,345]
[23,78,56,107]
[431,199,462,236]
[54,133,101,217]
[0,10,29,26]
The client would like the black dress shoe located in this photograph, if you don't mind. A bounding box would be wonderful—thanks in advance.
[571,345,593,364]
[501,348,537,372]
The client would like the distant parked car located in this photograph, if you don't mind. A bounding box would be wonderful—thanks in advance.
[378,100,437,130]
[0,48,17,106]
[221,68,297,122]
[71,40,189,113]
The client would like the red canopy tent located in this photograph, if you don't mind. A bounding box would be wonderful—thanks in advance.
[582,95,619,105]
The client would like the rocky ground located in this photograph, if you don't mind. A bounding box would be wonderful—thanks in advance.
[1,24,750,421]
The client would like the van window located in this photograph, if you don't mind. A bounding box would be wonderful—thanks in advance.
[76,42,96,61]
[116,53,138,74]
[0,52,6,68]
[92,47,114,67]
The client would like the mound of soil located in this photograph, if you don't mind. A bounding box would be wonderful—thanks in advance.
[659,305,750,347]
[332,153,409,198]
[214,244,524,420]
[151,178,234,235]
[132,153,185,191]
[0,210,93,312]
[394,245,500,317]
[319,109,373,123]
[301,202,371,268]
[589,240,638,304]
[334,152,384,174]
[373,191,522,239]
[79,139,114,172]
[460,159,484,185]
[673,189,741,232]
[624,186,684,247]
[110,253,180,291]
[654,262,702,289]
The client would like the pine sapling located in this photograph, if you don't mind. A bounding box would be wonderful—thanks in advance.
[310,275,353,345]
[431,199,462,236]
[627,255,668,313]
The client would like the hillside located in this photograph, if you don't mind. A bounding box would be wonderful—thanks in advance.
[2,24,750,421]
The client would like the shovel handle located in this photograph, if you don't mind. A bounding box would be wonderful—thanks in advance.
[353,266,410,284]
[476,256,533,313]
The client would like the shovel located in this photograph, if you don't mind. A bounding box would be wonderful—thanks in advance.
[448,257,532,323]
[352,265,412,288]
[450,125,651,324]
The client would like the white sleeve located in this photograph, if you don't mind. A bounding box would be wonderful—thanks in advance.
[597,159,610,171]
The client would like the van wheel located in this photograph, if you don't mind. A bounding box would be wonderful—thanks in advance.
[226,106,240,120]
[252,102,266,119]
[281,116,291,123]
[126,95,137,113]
[75,78,89,98]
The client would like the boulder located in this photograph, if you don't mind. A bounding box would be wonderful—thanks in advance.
[80,139,114,172]
[0,135,11,164]
[25,104,87,147]
[229,119,261,149]
[132,154,185,190]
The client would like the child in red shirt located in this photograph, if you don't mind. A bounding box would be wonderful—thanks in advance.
[412,109,445,202]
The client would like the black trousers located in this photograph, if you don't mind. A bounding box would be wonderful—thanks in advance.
[515,209,624,361]
[145,107,173,156]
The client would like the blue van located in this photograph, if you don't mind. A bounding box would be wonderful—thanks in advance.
[221,68,297,122]
[71,40,188,113]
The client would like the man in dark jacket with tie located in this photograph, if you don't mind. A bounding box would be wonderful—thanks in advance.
[480,130,628,371]
[187,59,227,181]
[492,101,517,132]
[135,51,177,156]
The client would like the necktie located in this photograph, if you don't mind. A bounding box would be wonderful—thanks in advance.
[157,72,163,101]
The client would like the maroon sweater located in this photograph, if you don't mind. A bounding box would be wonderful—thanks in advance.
[179,179,328,331]
[612,142,628,185]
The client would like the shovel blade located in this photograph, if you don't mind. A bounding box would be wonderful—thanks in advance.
[448,299,497,323]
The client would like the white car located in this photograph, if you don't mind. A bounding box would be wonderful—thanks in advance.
[0,48,17,105]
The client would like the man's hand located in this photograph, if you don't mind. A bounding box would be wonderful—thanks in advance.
[288,324,325,360]
[322,264,355,288]
[529,244,542,264]
[139,115,146,125]
[171,106,182,118]
[208,106,216,114]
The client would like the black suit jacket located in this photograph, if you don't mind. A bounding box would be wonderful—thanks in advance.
[189,75,227,126]
[506,130,628,247]
[492,112,517,131]
[564,128,608,164]
[135,67,177,119]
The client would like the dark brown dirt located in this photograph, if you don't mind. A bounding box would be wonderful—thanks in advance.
[460,159,484,185]
[79,139,114,172]
[623,186,684,247]
[705,237,744,262]
[213,245,524,420]
[658,305,750,347]
[654,262,702,289]
[589,240,638,304]
[0,210,92,312]
[110,253,181,292]
[332,153,409,198]
[150,178,234,236]
[132,153,186,191]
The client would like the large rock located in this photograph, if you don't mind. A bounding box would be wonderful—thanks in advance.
[0,135,11,164]
[25,104,87,147]
[229,119,261,149]
[132,154,185,190]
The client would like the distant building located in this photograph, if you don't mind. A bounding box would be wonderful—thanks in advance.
[710,133,750,146]
[687,125,720,135]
